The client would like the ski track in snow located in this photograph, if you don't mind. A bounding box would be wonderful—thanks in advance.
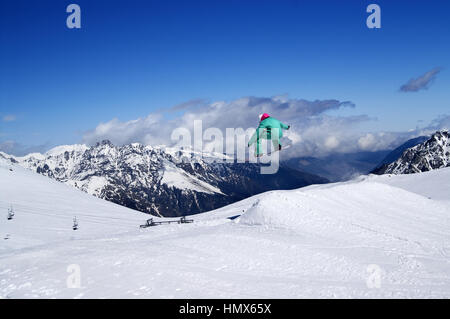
[0,158,449,298]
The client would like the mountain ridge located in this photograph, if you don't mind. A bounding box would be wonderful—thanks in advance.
[373,131,450,175]
[1,140,327,217]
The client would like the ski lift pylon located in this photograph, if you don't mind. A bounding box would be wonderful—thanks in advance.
[7,206,14,220]
[73,216,78,230]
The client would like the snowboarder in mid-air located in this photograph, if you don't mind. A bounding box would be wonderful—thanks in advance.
[248,113,290,157]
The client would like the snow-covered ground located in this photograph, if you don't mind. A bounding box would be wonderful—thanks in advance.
[160,161,224,194]
[0,158,449,298]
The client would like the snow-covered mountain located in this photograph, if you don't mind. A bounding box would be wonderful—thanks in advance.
[374,135,429,168]
[1,155,449,298]
[0,141,326,217]
[373,131,450,175]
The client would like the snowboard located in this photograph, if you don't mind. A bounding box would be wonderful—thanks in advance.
[257,144,291,157]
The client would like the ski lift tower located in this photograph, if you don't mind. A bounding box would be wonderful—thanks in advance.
[7,206,14,220]
[73,216,79,230]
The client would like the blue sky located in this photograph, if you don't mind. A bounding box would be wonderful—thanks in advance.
[0,0,449,155]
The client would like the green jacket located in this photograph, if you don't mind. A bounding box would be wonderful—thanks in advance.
[248,117,289,146]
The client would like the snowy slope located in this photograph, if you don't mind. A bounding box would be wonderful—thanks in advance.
[160,161,224,194]
[369,168,450,202]
[0,158,146,249]
[1,159,449,298]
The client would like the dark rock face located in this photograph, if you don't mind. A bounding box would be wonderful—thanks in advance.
[372,131,450,175]
[7,142,328,217]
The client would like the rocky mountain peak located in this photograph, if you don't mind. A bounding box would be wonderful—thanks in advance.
[373,130,450,175]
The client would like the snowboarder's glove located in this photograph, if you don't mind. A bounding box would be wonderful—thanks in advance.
[287,125,290,130]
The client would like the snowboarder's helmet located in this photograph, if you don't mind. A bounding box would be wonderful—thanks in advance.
[259,113,270,122]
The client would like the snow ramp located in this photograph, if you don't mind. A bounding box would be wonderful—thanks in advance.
[238,181,450,251]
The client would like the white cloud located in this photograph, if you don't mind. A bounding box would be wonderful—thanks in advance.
[83,114,167,147]
[0,140,50,156]
[2,115,16,122]
[82,95,450,159]
[324,136,340,150]
[358,133,376,150]
[422,114,450,133]
[82,96,358,157]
